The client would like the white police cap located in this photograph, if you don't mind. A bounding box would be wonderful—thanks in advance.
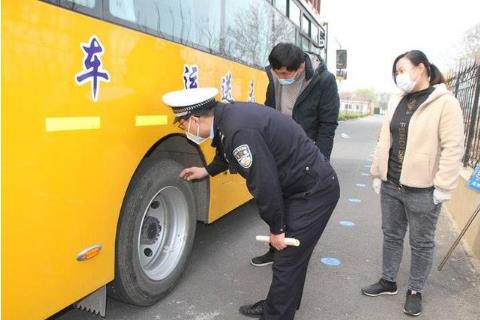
[162,87,219,118]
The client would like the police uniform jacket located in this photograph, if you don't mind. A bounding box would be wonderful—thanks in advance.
[205,102,335,235]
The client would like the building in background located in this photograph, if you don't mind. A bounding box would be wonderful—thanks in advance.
[339,90,376,115]
[340,99,373,115]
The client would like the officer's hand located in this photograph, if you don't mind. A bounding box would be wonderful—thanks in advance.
[270,233,287,251]
[179,167,208,181]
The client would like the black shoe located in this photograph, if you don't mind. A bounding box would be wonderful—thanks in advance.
[239,300,265,318]
[403,290,422,316]
[361,278,398,297]
[250,250,274,267]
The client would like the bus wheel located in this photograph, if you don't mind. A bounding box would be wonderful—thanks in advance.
[108,159,197,306]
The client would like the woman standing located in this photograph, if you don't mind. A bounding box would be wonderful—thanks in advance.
[362,50,464,316]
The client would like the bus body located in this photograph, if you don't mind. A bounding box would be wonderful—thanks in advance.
[2,1,325,319]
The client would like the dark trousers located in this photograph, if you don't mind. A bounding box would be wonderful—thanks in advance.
[381,181,442,292]
[262,174,340,320]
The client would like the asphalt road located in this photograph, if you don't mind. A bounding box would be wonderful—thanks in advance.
[53,116,480,320]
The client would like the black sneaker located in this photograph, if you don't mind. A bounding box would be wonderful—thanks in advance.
[361,278,398,297]
[404,290,422,316]
[239,300,265,318]
[250,250,274,267]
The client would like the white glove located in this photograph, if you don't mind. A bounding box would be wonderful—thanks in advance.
[372,178,382,195]
[433,188,451,205]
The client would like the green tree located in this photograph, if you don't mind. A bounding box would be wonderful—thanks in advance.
[353,88,378,105]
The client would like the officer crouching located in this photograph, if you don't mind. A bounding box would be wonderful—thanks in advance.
[162,87,340,320]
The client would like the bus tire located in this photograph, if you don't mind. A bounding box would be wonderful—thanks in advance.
[108,159,196,306]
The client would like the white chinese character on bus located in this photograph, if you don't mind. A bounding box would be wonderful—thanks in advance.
[75,35,110,102]
[248,80,256,102]
[221,72,234,101]
[183,65,199,89]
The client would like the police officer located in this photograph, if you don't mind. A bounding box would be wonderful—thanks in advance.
[162,87,340,320]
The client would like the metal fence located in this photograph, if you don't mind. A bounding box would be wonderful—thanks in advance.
[446,63,480,168]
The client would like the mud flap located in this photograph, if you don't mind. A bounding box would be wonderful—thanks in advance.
[73,285,106,317]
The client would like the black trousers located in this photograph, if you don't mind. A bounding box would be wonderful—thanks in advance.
[262,174,340,320]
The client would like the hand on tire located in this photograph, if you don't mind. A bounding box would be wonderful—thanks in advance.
[179,167,208,181]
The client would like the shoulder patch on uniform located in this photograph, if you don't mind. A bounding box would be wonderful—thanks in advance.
[233,144,252,169]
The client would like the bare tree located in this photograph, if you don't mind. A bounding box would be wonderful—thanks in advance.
[460,23,480,63]
[270,12,296,48]
[225,3,294,66]
[196,17,220,53]
[226,3,266,65]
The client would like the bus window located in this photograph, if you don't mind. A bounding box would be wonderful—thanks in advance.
[288,1,300,27]
[43,0,99,15]
[224,1,272,67]
[311,24,319,44]
[109,0,136,22]
[64,0,95,8]
[300,35,310,51]
[108,0,222,54]
[271,6,296,46]
[106,0,299,69]
[301,14,311,37]
[274,0,287,16]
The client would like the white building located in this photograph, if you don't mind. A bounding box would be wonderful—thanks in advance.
[340,99,373,115]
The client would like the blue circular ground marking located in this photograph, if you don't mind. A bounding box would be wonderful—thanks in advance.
[321,257,342,267]
[348,198,362,203]
[339,220,355,227]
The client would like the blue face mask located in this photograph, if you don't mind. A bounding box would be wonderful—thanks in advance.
[278,78,296,86]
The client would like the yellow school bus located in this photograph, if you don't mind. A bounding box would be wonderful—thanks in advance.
[2,1,325,319]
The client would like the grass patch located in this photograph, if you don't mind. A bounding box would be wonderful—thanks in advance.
[338,112,369,121]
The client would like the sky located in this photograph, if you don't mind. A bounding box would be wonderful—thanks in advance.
[321,0,480,93]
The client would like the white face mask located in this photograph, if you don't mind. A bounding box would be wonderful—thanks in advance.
[186,118,208,145]
[396,72,416,93]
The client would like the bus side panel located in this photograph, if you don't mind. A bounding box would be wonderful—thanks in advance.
[2,3,120,319]
[2,2,267,319]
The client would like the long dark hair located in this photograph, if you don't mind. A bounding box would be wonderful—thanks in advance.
[392,50,445,85]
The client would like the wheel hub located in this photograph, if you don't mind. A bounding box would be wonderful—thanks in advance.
[140,216,161,245]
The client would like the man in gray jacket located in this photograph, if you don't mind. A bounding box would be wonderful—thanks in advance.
[251,42,340,267]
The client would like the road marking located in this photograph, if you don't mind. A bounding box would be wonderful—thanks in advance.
[45,117,100,132]
[339,221,355,227]
[341,132,351,139]
[349,198,362,203]
[321,257,342,266]
[135,115,168,126]
[361,173,370,176]
[356,183,367,187]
